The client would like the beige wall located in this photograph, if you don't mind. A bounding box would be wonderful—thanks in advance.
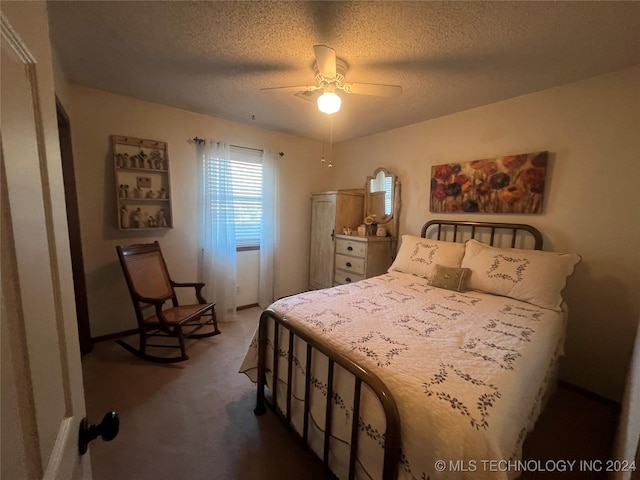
[56,56,639,400]
[331,66,640,401]
[59,85,331,337]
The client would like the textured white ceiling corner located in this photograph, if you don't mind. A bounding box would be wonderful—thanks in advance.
[47,1,640,144]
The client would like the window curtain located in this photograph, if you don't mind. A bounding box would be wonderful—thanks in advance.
[197,141,237,321]
[259,150,278,308]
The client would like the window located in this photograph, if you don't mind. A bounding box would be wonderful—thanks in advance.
[203,145,263,249]
[384,175,393,216]
[228,146,263,249]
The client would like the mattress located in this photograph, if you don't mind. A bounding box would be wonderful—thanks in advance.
[240,271,566,479]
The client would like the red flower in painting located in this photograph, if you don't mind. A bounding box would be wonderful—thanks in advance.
[502,155,527,170]
[529,181,545,194]
[454,174,469,185]
[433,183,447,200]
[530,152,548,168]
[482,162,498,175]
[521,168,545,184]
[434,165,453,181]
[476,182,493,196]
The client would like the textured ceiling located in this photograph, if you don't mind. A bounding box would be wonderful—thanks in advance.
[47,1,640,144]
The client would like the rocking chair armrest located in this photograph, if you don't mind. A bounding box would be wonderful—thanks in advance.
[170,281,208,304]
[171,281,205,289]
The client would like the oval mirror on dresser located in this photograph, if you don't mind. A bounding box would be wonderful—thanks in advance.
[365,168,396,224]
[364,168,400,250]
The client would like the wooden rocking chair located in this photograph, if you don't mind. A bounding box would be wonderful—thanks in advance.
[116,241,220,363]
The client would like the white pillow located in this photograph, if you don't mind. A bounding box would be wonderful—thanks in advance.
[389,235,465,281]
[461,239,581,311]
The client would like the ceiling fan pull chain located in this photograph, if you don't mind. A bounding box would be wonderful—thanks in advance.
[328,116,333,168]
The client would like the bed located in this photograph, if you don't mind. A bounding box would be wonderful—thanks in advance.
[239,220,581,480]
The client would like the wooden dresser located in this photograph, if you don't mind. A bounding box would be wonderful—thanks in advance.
[334,235,393,285]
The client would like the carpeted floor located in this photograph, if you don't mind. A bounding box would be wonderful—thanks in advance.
[82,307,619,480]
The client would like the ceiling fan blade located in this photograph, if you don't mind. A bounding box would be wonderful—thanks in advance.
[261,85,321,93]
[342,82,403,97]
[313,44,336,79]
[294,89,322,102]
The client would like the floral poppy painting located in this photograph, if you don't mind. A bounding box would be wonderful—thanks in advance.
[430,151,548,214]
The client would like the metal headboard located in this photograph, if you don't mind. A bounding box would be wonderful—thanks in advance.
[421,220,543,250]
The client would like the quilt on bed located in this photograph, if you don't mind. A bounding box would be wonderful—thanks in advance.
[240,271,566,480]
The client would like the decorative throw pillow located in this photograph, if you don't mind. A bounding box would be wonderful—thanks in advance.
[388,235,465,281]
[461,239,581,311]
[428,264,470,292]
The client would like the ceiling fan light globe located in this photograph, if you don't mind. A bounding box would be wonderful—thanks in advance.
[317,92,341,114]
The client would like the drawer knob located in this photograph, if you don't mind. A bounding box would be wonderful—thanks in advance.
[346,262,352,267]
[347,246,353,251]
[345,277,352,283]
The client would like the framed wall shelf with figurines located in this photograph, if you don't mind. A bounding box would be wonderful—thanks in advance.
[112,135,173,230]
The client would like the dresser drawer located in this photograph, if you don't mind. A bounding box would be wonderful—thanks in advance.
[335,238,366,257]
[334,269,365,285]
[335,253,365,275]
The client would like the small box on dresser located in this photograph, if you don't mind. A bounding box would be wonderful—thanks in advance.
[334,235,393,285]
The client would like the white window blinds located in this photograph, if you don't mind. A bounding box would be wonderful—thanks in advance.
[228,146,263,248]
[384,175,393,215]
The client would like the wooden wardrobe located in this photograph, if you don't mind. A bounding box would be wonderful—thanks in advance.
[309,190,363,290]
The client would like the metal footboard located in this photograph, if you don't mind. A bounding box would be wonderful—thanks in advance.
[254,309,401,480]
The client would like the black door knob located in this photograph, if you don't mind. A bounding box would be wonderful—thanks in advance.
[78,411,120,455]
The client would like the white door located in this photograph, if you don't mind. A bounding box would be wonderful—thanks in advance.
[1,11,92,480]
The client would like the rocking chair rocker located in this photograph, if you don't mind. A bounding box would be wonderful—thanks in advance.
[116,241,220,363]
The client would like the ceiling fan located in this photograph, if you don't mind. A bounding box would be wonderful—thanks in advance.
[261,45,403,114]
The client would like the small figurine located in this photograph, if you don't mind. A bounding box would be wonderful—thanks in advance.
[120,205,130,229]
[132,187,141,199]
[133,208,142,228]
[149,150,163,170]
[129,151,147,168]
[156,208,167,227]
[148,216,156,227]
[146,190,155,199]
[124,185,129,198]
[119,184,125,198]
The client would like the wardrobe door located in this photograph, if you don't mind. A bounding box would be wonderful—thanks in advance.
[309,193,337,289]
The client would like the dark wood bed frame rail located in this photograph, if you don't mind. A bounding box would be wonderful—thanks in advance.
[253,220,544,480]
[254,309,401,480]
[421,220,543,250]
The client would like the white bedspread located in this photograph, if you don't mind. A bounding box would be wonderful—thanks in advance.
[240,272,565,479]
